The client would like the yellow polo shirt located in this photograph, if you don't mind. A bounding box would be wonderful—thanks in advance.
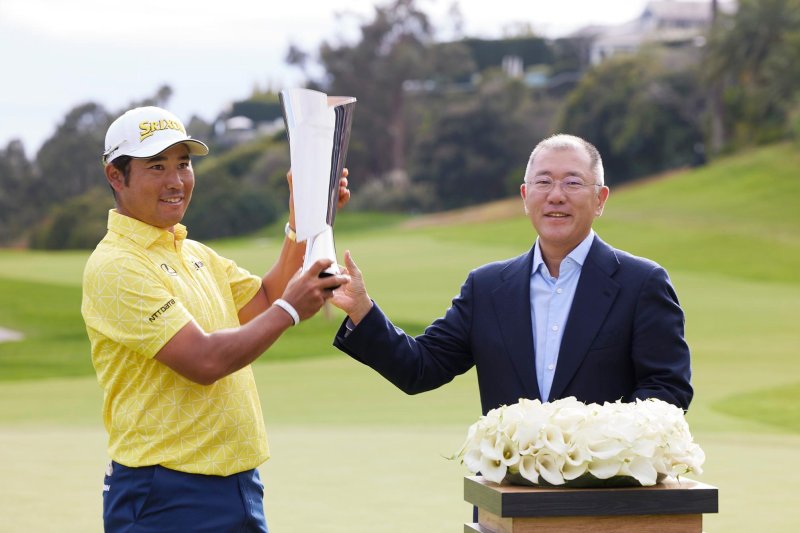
[82,210,269,476]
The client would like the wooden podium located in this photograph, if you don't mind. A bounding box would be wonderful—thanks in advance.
[464,475,718,533]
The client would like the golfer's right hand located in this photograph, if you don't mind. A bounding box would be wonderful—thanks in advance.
[279,259,350,321]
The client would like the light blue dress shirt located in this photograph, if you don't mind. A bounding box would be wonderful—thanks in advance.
[530,230,596,402]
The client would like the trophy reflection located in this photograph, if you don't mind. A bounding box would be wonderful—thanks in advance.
[280,88,356,277]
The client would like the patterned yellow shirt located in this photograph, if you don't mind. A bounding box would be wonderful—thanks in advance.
[82,210,269,476]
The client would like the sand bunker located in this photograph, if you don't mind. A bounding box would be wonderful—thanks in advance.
[0,327,23,343]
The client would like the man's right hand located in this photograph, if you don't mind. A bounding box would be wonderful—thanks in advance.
[330,251,373,325]
[279,259,350,322]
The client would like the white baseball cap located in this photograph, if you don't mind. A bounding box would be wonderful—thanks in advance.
[102,106,209,165]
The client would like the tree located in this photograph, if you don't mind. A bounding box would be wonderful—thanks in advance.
[31,84,174,215]
[33,102,112,207]
[558,53,705,184]
[411,73,550,209]
[0,140,34,244]
[29,187,112,250]
[704,0,800,148]
[181,138,287,240]
[15,86,180,248]
[290,0,473,186]
[127,84,174,110]
[706,0,726,154]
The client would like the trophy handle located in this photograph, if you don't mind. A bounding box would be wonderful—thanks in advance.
[327,97,357,228]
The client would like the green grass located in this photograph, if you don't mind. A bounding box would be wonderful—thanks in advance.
[713,382,800,433]
[0,278,93,380]
[240,210,412,242]
[413,143,800,285]
[1,142,800,531]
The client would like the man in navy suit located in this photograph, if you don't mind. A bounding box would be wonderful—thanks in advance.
[331,134,692,414]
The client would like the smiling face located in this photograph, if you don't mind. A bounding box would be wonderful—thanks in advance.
[105,143,195,232]
[520,145,609,261]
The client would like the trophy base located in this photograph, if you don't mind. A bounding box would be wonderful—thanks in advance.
[319,268,341,289]
[303,226,339,287]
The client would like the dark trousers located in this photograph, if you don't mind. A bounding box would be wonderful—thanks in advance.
[103,461,268,532]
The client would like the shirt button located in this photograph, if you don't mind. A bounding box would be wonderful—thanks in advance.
[547,364,555,370]
[552,325,559,331]
[556,288,563,294]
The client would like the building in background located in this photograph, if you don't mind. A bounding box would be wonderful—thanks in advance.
[584,0,737,65]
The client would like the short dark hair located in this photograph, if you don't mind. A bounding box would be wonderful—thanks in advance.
[107,155,133,199]
[111,156,133,186]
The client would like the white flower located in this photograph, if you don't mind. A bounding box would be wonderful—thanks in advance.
[480,431,520,467]
[519,454,539,484]
[463,448,483,474]
[583,430,626,460]
[588,457,620,479]
[535,449,566,485]
[562,441,590,480]
[540,423,568,455]
[479,453,507,483]
[513,409,548,455]
[453,396,705,487]
[622,456,658,486]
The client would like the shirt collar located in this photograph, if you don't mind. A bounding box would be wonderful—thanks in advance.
[106,209,188,249]
[532,229,596,276]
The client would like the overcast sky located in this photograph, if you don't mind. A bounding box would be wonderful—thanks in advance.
[0,0,672,155]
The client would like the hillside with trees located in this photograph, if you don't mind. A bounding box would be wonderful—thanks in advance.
[1,0,798,249]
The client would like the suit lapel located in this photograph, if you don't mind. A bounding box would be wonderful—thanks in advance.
[548,237,620,401]
[491,248,541,400]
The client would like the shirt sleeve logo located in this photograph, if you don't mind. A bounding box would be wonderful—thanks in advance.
[149,299,176,322]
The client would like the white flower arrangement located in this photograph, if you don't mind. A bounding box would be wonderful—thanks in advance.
[454,397,705,487]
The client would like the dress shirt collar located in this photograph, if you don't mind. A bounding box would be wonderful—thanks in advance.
[532,229,596,277]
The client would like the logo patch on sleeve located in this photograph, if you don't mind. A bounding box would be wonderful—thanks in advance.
[149,299,176,322]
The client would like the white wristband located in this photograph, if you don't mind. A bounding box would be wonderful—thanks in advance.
[273,298,300,326]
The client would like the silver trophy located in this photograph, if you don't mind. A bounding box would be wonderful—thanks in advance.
[280,88,356,277]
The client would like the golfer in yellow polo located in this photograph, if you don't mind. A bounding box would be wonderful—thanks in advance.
[82,106,350,532]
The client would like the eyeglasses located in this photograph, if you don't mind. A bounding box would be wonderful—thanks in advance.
[524,177,602,194]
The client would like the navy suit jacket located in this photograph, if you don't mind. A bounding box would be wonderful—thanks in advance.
[334,235,693,414]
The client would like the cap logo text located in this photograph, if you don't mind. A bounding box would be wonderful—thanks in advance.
[139,119,186,141]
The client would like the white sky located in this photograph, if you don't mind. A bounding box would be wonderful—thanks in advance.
[0,0,670,155]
